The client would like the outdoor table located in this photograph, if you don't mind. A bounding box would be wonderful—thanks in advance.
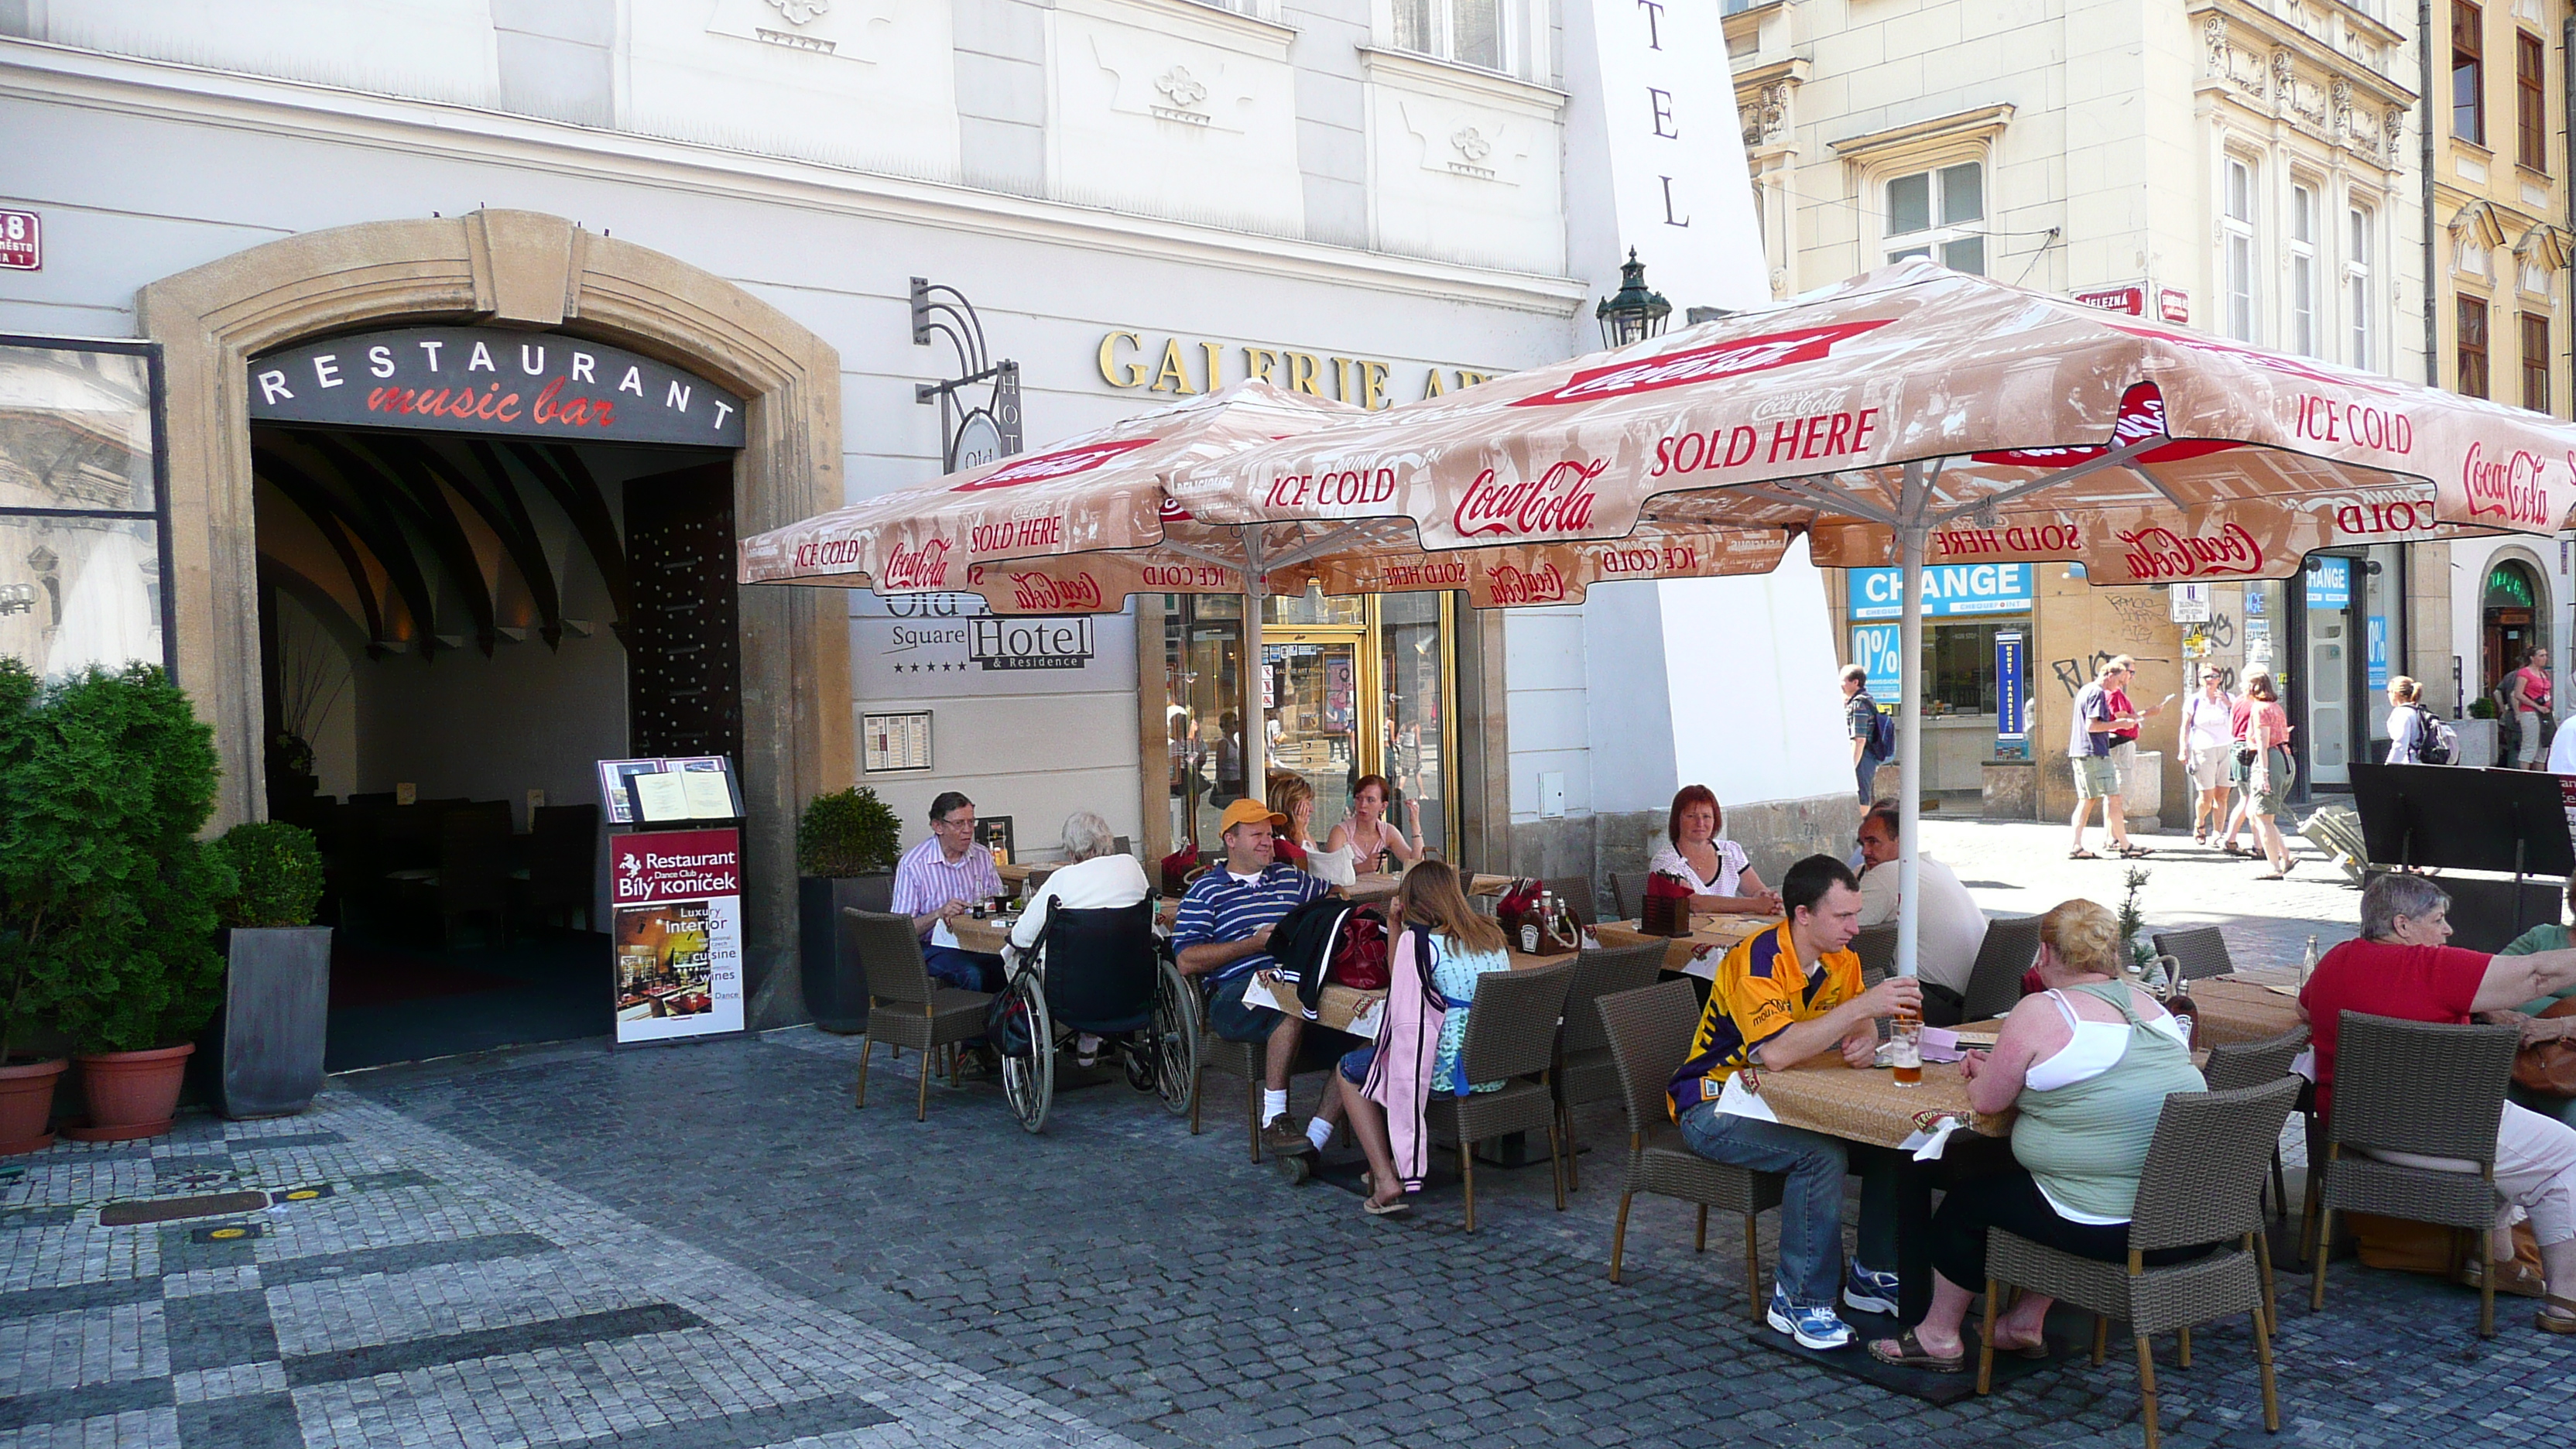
[1347,872,1401,903]
[2185,975,2306,1046]
[1591,914,1773,976]
[1467,874,1512,897]
[947,913,1013,957]
[1246,942,1572,1037]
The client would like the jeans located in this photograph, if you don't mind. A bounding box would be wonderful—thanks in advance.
[921,945,1002,993]
[1855,756,1879,805]
[1679,1101,1899,1306]
[1204,972,1284,1043]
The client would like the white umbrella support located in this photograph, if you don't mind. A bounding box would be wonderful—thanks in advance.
[1894,516,1927,979]
[1240,526,1268,806]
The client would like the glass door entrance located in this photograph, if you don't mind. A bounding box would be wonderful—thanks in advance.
[1263,634,1362,834]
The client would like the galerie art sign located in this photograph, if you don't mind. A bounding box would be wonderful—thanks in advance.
[248,327,747,447]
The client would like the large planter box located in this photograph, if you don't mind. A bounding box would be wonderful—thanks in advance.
[197,926,332,1119]
[798,875,893,1033]
[2457,717,2501,768]
[1982,759,2038,820]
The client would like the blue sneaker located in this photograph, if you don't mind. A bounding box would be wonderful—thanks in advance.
[1842,1262,1901,1316]
[1767,1286,1855,1350]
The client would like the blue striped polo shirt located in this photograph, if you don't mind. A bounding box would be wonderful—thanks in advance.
[1173,863,1331,983]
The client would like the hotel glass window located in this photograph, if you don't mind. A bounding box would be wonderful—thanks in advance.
[2456,2,2486,145]
[2289,183,2319,356]
[2523,312,2551,412]
[2519,31,2548,170]
[1884,162,1985,274]
[2460,295,2492,397]
[0,341,173,680]
[2347,204,2376,368]
[2223,157,2259,342]
[1392,0,1509,74]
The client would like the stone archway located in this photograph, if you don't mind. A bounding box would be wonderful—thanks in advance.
[137,210,850,1026]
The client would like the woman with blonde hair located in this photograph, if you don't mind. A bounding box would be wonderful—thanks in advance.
[1334,858,1512,1217]
[1868,899,2208,1372]
[2384,675,2434,765]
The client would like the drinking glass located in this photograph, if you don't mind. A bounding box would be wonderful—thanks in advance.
[1889,1008,1923,1087]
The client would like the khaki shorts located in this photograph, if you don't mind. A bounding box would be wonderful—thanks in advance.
[2073,753,2121,800]
[2187,744,2233,789]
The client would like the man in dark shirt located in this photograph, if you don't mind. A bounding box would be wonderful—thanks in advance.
[1842,664,1884,804]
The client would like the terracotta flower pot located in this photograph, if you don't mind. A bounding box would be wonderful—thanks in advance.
[0,1058,67,1156]
[67,1043,194,1142]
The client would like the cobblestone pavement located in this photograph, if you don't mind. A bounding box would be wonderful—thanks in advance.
[4,819,2559,1448]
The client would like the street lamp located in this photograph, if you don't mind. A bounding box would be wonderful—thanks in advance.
[1595,248,1672,349]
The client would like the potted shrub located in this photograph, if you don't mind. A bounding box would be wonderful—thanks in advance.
[0,659,66,1153]
[196,820,331,1118]
[0,663,228,1142]
[796,786,900,1032]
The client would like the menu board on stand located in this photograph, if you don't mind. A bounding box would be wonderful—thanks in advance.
[598,755,747,1048]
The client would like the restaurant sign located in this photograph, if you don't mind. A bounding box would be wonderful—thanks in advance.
[248,326,747,447]
[609,827,745,1046]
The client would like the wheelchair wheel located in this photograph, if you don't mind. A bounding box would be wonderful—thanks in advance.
[1151,956,1200,1119]
[999,974,1054,1135]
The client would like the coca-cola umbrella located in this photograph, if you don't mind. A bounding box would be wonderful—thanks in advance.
[738,381,1800,790]
[1170,259,2576,977]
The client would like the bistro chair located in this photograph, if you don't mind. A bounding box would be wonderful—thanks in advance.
[844,908,994,1122]
[1977,1077,2300,1449]
[1192,1005,1344,1163]
[1550,941,1668,1193]
[1610,871,1651,921]
[2306,1012,2519,1335]
[1852,923,1899,988]
[2201,1025,2310,1225]
[1960,913,2043,1021]
[1598,978,1784,1319]
[2150,926,2235,982]
[1425,961,1576,1231]
[1542,875,1601,929]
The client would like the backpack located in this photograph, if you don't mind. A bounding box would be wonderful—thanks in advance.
[1864,697,1897,761]
[2411,704,2458,766]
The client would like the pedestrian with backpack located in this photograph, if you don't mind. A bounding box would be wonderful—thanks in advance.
[2180,666,2236,842]
[2385,676,2458,766]
[1843,663,1894,804]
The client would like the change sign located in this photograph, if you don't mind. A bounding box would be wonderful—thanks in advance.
[1847,562,2033,619]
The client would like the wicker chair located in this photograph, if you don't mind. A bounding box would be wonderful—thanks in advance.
[1852,923,1899,988]
[1540,875,1601,928]
[1611,871,1651,921]
[1960,913,2043,1020]
[2150,926,2235,982]
[1597,979,1785,1319]
[1193,1033,1269,1163]
[2201,1025,2311,1222]
[1424,961,1577,1231]
[1551,941,1670,1193]
[1978,1077,2299,1449]
[2307,1012,2521,1335]
[844,909,993,1122]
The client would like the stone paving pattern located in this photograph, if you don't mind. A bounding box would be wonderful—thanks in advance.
[0,819,2559,1447]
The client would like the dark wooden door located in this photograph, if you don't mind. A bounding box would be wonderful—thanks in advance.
[623,461,742,762]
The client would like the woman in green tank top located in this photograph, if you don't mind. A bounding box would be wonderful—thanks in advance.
[1870,899,2210,1373]
[2496,876,2576,1130]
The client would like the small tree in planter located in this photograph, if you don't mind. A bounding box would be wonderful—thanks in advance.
[0,662,229,1142]
[200,821,332,1118]
[0,658,63,1152]
[796,786,903,1032]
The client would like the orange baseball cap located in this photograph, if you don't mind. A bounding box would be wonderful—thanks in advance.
[1218,798,1288,833]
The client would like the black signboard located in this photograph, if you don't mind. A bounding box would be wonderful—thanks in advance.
[248,327,746,447]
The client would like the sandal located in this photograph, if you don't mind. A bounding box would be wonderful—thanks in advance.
[2219,842,2249,857]
[2539,1293,2576,1333]
[2193,828,2209,844]
[2068,848,2101,860]
[1986,1329,2054,1360]
[1362,1194,1413,1217]
[1866,1329,1968,1373]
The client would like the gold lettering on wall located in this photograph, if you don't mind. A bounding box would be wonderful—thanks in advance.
[1150,337,1197,394]
[1094,333,1492,408]
[1285,351,1322,396]
[1200,341,1225,392]
[1423,368,1447,397]
[1098,331,1147,388]
[1244,347,1281,385]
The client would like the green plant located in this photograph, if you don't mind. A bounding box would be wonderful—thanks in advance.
[2115,865,2153,977]
[210,821,324,929]
[797,786,901,878]
[2469,697,2499,719]
[0,661,230,1058]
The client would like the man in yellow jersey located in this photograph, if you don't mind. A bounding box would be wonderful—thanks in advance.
[1667,855,1922,1350]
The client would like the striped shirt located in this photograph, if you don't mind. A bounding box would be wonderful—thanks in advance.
[1173,863,1331,984]
[889,835,1005,940]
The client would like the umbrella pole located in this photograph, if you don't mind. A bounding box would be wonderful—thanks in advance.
[1895,519,1926,981]
[1241,526,1268,807]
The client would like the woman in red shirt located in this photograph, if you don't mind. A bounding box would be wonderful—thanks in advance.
[2509,649,2555,770]
[2239,670,2297,879]
[2302,872,2576,1331]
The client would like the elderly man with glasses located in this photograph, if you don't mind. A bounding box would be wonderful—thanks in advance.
[891,790,1008,992]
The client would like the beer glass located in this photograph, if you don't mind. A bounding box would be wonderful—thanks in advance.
[1889,1003,1924,1087]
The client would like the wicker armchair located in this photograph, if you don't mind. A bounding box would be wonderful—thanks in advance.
[1596,979,1785,1320]
[2307,1012,2520,1335]
[844,909,993,1122]
[1961,914,2043,1021]
[1551,942,1669,1193]
[1424,961,1576,1231]
[2201,1025,2310,1223]
[1611,871,1651,921]
[1852,923,1899,988]
[1978,1077,2300,1449]
[1540,875,1601,928]
[2150,926,2235,982]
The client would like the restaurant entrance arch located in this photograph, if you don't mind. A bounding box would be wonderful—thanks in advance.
[136,211,850,1040]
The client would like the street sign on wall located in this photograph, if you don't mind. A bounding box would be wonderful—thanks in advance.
[0,209,38,271]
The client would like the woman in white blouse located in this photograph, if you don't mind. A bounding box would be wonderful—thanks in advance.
[1646,785,1783,916]
[2177,666,2236,844]
[1326,775,1425,871]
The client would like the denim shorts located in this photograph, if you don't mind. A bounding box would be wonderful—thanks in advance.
[1204,972,1284,1043]
[1338,1046,1376,1086]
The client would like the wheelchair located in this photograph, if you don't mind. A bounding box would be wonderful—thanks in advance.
[993,897,1200,1134]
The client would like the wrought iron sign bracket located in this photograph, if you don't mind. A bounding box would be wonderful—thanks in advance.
[910,276,1023,471]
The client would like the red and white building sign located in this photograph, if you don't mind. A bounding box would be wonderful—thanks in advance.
[0,210,38,271]
[609,828,745,1045]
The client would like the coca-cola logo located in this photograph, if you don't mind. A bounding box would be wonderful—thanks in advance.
[882,538,952,589]
[2115,523,2264,581]
[1005,570,1105,612]
[951,437,1156,492]
[1157,494,1194,522]
[1452,458,1607,539]
[2461,444,2554,526]
[1484,561,1568,605]
[1508,321,1889,407]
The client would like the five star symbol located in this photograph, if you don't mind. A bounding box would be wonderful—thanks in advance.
[892,659,967,673]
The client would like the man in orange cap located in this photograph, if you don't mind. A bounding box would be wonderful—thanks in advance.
[1174,796,1332,1159]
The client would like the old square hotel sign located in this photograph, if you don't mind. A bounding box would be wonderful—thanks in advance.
[248,326,747,447]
